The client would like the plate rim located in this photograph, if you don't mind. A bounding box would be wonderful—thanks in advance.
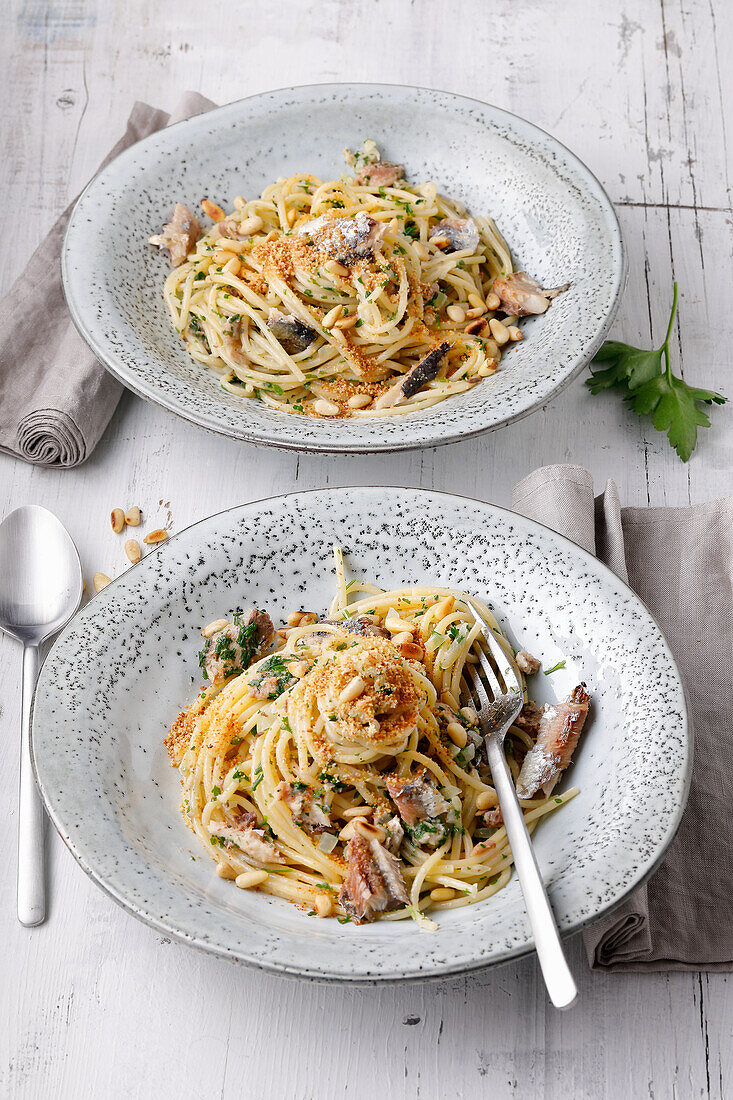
[61,81,627,455]
[30,485,691,982]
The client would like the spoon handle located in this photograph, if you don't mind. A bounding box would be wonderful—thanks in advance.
[18,644,45,926]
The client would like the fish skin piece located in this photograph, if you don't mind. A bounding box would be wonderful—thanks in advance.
[275,781,331,834]
[299,211,388,265]
[203,608,274,687]
[322,615,391,640]
[339,834,409,923]
[375,342,451,410]
[428,217,480,253]
[266,309,317,354]
[148,203,201,267]
[214,823,285,864]
[492,272,570,317]
[515,684,590,798]
[385,769,451,826]
[400,342,451,399]
[355,161,404,187]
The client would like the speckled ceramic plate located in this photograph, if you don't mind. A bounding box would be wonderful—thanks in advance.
[31,488,689,982]
[62,84,625,453]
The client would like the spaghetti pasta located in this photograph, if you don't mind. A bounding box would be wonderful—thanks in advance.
[150,141,566,419]
[166,549,587,928]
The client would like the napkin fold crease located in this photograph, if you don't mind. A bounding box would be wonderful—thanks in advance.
[0,92,214,468]
[512,464,733,971]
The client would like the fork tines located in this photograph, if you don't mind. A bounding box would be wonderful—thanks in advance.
[463,598,521,704]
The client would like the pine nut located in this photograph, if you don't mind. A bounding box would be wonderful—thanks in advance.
[413,242,429,261]
[339,819,357,840]
[347,393,372,409]
[338,675,366,704]
[392,630,413,646]
[486,291,501,310]
[202,617,229,638]
[466,307,484,319]
[441,689,459,708]
[507,325,523,342]
[447,721,468,747]
[125,506,142,527]
[353,819,386,842]
[466,320,487,337]
[385,608,413,633]
[110,508,125,534]
[330,328,347,345]
[289,661,308,678]
[216,862,237,880]
[299,612,318,625]
[325,259,349,278]
[430,887,455,902]
[143,528,168,545]
[212,249,233,265]
[314,893,333,917]
[468,293,486,311]
[322,305,343,328]
[399,642,424,661]
[447,304,466,324]
[286,208,297,227]
[489,318,510,345]
[201,198,225,222]
[235,869,268,889]
[314,398,340,417]
[238,215,263,235]
[460,706,477,724]
[233,196,246,210]
[215,237,243,252]
[125,539,141,564]
[334,314,358,330]
[223,257,241,276]
[93,572,111,593]
[287,612,304,626]
[342,805,373,819]
[476,791,494,812]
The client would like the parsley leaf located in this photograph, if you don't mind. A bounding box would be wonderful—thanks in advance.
[586,283,725,461]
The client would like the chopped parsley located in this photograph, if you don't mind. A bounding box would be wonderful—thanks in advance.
[251,766,264,791]
[543,659,566,676]
[318,769,347,793]
[248,654,296,700]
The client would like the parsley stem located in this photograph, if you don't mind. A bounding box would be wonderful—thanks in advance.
[661,281,679,381]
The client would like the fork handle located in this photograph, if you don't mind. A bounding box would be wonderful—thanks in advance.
[486,736,577,1009]
[18,644,45,926]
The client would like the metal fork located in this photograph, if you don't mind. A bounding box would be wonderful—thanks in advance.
[463,599,578,1009]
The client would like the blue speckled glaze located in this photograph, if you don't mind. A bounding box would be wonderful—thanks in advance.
[31,488,689,982]
[62,84,626,453]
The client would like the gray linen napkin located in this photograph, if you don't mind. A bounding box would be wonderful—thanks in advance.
[0,92,214,468]
[512,465,733,972]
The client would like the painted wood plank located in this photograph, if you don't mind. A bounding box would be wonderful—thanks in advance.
[1,0,731,1097]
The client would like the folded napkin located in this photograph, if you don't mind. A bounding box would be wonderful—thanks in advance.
[512,465,733,971]
[0,92,214,468]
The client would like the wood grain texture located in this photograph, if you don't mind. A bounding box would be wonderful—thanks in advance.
[0,1,731,1097]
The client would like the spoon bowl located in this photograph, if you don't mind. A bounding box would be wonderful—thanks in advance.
[0,505,83,926]
[0,506,83,645]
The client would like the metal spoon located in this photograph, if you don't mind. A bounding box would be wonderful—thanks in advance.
[0,506,83,926]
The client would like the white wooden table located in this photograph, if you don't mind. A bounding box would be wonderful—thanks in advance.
[1,2,731,1096]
